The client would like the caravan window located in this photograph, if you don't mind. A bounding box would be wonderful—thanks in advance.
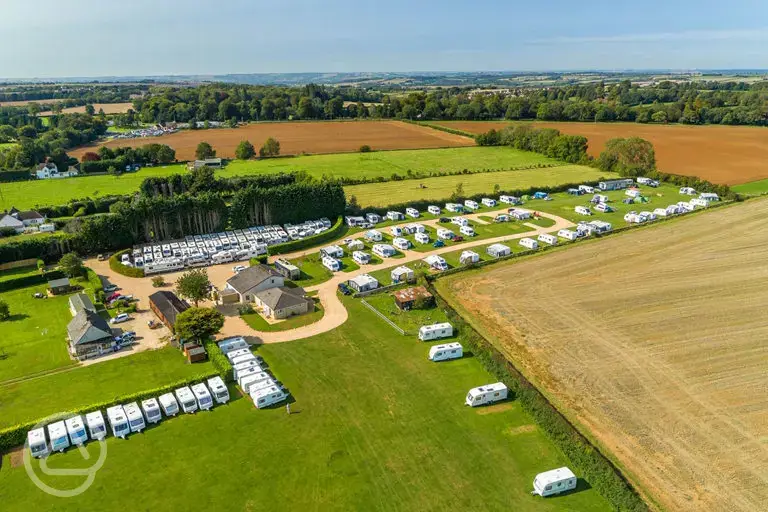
[92,424,105,434]
[545,485,552,491]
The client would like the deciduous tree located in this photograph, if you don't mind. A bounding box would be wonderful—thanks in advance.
[195,141,216,160]
[174,307,224,343]
[59,252,84,277]
[175,268,210,307]
[259,137,280,158]
[235,140,255,160]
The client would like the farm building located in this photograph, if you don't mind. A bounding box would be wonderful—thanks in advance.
[538,233,558,246]
[486,243,511,258]
[365,213,381,224]
[347,239,364,251]
[68,293,96,316]
[225,264,283,303]
[481,198,497,208]
[598,178,634,191]
[149,291,190,332]
[274,259,301,280]
[499,195,521,205]
[48,277,71,295]
[393,237,411,250]
[532,467,577,497]
[423,254,448,271]
[321,245,344,259]
[365,229,383,242]
[386,211,405,221]
[508,208,532,220]
[322,256,341,272]
[390,266,415,284]
[348,274,379,293]
[557,229,578,241]
[373,244,396,258]
[445,203,463,213]
[345,216,366,227]
[427,205,441,215]
[405,208,420,218]
[519,238,539,250]
[352,251,371,265]
[254,287,313,319]
[187,158,222,170]
[459,250,480,265]
[415,232,430,244]
[574,206,592,216]
[418,322,453,341]
[437,228,454,240]
[67,310,114,360]
[464,200,479,211]
[393,286,434,311]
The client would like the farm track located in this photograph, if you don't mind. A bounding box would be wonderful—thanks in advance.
[438,197,768,512]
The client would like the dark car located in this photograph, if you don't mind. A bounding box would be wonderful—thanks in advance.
[453,236,464,242]
[337,283,352,295]
[438,217,450,223]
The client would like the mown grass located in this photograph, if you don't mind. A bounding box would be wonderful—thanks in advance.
[732,178,768,196]
[241,301,324,332]
[0,298,609,511]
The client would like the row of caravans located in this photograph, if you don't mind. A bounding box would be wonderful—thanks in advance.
[27,377,230,458]
[218,337,289,409]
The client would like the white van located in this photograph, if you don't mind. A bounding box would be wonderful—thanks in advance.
[239,372,273,394]
[65,415,88,446]
[175,386,198,414]
[27,428,49,458]
[428,342,463,362]
[141,398,162,424]
[106,406,130,439]
[158,393,180,417]
[85,411,107,441]
[47,421,70,453]
[465,382,508,407]
[230,353,257,367]
[191,383,214,411]
[250,385,288,409]
[123,402,146,433]
[226,348,252,362]
[217,337,248,354]
[207,376,230,404]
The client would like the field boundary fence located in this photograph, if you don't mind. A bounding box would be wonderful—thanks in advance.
[360,299,406,335]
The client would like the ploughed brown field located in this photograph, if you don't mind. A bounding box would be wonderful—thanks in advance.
[437,198,768,512]
[435,121,768,185]
[70,120,474,161]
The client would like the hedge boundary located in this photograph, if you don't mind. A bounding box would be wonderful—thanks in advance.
[0,269,65,293]
[0,371,216,453]
[109,249,145,278]
[205,341,234,383]
[267,217,345,256]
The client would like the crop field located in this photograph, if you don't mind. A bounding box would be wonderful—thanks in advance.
[345,165,612,207]
[437,198,768,512]
[0,298,608,511]
[39,103,134,116]
[69,120,474,161]
[0,146,561,210]
[434,120,768,185]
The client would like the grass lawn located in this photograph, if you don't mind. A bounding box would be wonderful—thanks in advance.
[0,298,609,511]
[0,265,39,283]
[345,165,614,207]
[364,293,451,336]
[241,301,324,332]
[288,253,334,287]
[732,178,768,196]
[0,347,214,429]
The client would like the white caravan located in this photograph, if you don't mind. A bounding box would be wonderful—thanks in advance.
[464,200,479,211]
[537,233,558,246]
[574,206,592,216]
[499,195,522,205]
[532,467,578,497]
[460,225,475,237]
[65,415,88,446]
[519,237,538,250]
[191,383,214,411]
[322,256,341,272]
[428,342,463,362]
[427,205,441,215]
[393,237,411,250]
[414,232,430,244]
[481,198,497,208]
[231,353,258,367]
[175,386,198,414]
[85,411,107,441]
[106,406,130,439]
[233,359,264,380]
[239,372,273,394]
[465,382,508,407]
[47,421,70,453]
[123,402,146,433]
[405,207,420,218]
[158,393,180,417]
[218,337,248,354]
[251,385,288,409]
[226,348,252,362]
[418,322,454,341]
[459,250,480,265]
[28,428,49,458]
[557,229,578,241]
[141,398,162,424]
[207,376,230,404]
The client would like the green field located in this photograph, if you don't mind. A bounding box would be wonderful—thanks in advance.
[732,178,768,196]
[0,298,608,511]
[345,165,613,207]
[241,301,324,332]
[0,146,559,210]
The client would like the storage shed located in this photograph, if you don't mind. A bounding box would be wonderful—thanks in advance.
[393,286,434,310]
[48,277,71,295]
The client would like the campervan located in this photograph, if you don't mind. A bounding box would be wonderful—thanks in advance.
[418,322,453,341]
[460,225,475,237]
[557,229,578,241]
[207,376,230,404]
[65,415,88,446]
[250,385,288,409]
[85,410,107,441]
[175,386,198,414]
[537,233,557,246]
[239,372,273,395]
[123,402,146,433]
[427,205,441,215]
[519,238,538,250]
[158,393,180,417]
[191,383,214,411]
[532,467,578,497]
[465,382,508,407]
[47,421,70,452]
[226,348,252,362]
[218,336,248,354]
[106,406,130,438]
[141,398,162,424]
[428,342,463,362]
[27,428,49,458]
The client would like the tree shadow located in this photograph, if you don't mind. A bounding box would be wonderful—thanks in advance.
[5,313,29,322]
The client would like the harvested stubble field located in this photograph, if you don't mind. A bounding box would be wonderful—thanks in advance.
[434,120,768,185]
[70,120,473,161]
[437,198,768,512]
[39,102,134,116]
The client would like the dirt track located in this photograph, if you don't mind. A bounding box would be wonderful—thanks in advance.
[70,120,474,161]
[438,198,768,512]
[437,121,768,185]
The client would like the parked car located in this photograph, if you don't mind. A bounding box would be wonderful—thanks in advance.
[453,236,464,242]
[337,283,352,295]
[110,313,130,324]
[104,284,119,293]
[438,217,450,223]
[97,254,107,261]
[232,265,247,273]
[433,240,445,248]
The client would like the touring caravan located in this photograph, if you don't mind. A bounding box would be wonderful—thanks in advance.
[519,238,538,250]
[445,203,463,213]
[65,415,88,446]
[365,230,383,242]
[460,225,475,237]
[207,376,230,404]
[123,402,146,433]
[465,382,508,407]
[557,229,578,241]
[578,185,594,194]
[537,233,558,246]
[386,211,405,221]
[393,237,411,250]
[226,348,252,362]
[233,360,263,380]
[47,421,70,453]
[423,255,448,271]
[322,256,341,272]
[459,250,480,265]
[481,198,497,208]
[464,200,479,211]
[141,398,162,424]
[405,207,420,218]
[390,225,404,237]
[625,188,642,198]
[499,195,521,205]
[414,232,430,244]
[218,336,248,354]
[427,205,441,215]
[679,187,697,195]
[231,352,258,367]
[373,244,397,258]
[27,428,49,458]
[85,411,107,441]
[251,385,288,409]
[418,322,454,341]
[428,342,463,362]
[175,386,198,414]
[531,467,578,497]
[239,372,273,395]
[437,228,454,240]
[158,393,180,417]
[191,383,214,411]
[574,206,592,216]
[353,251,371,265]
[106,406,130,439]
[593,202,613,213]
[451,216,469,227]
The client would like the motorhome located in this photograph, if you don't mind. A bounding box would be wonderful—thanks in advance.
[141,398,162,424]
[47,421,70,452]
[106,406,130,439]
[226,348,252,362]
[531,467,578,497]
[465,382,508,407]
[428,342,463,362]
[27,428,49,458]
[175,386,198,414]
[191,383,214,411]
[459,225,475,237]
[427,205,441,215]
[537,233,557,246]
[418,322,454,341]
[519,237,538,250]
[207,376,230,404]
[405,207,420,218]
[557,229,578,241]
[250,385,288,409]
[123,402,146,433]
[85,410,107,441]
[65,415,88,446]
[218,336,248,354]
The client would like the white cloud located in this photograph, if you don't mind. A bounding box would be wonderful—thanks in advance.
[528,28,768,45]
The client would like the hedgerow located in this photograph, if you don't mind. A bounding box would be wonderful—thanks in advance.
[267,217,345,256]
[109,249,144,278]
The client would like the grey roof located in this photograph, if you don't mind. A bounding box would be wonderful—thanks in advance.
[255,286,311,311]
[14,210,44,221]
[149,291,190,326]
[67,310,112,346]
[69,293,95,314]
[226,264,281,294]
[48,277,71,288]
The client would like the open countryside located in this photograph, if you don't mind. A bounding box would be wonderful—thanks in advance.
[38,103,134,116]
[437,198,768,512]
[434,121,768,185]
[69,120,474,161]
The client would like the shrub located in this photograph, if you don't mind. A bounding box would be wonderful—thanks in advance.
[205,341,234,382]
[151,276,165,287]
[109,249,145,278]
[249,255,268,266]
[359,144,372,153]
[238,304,255,315]
[0,299,9,321]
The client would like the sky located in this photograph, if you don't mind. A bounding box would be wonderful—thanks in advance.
[1,0,768,78]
